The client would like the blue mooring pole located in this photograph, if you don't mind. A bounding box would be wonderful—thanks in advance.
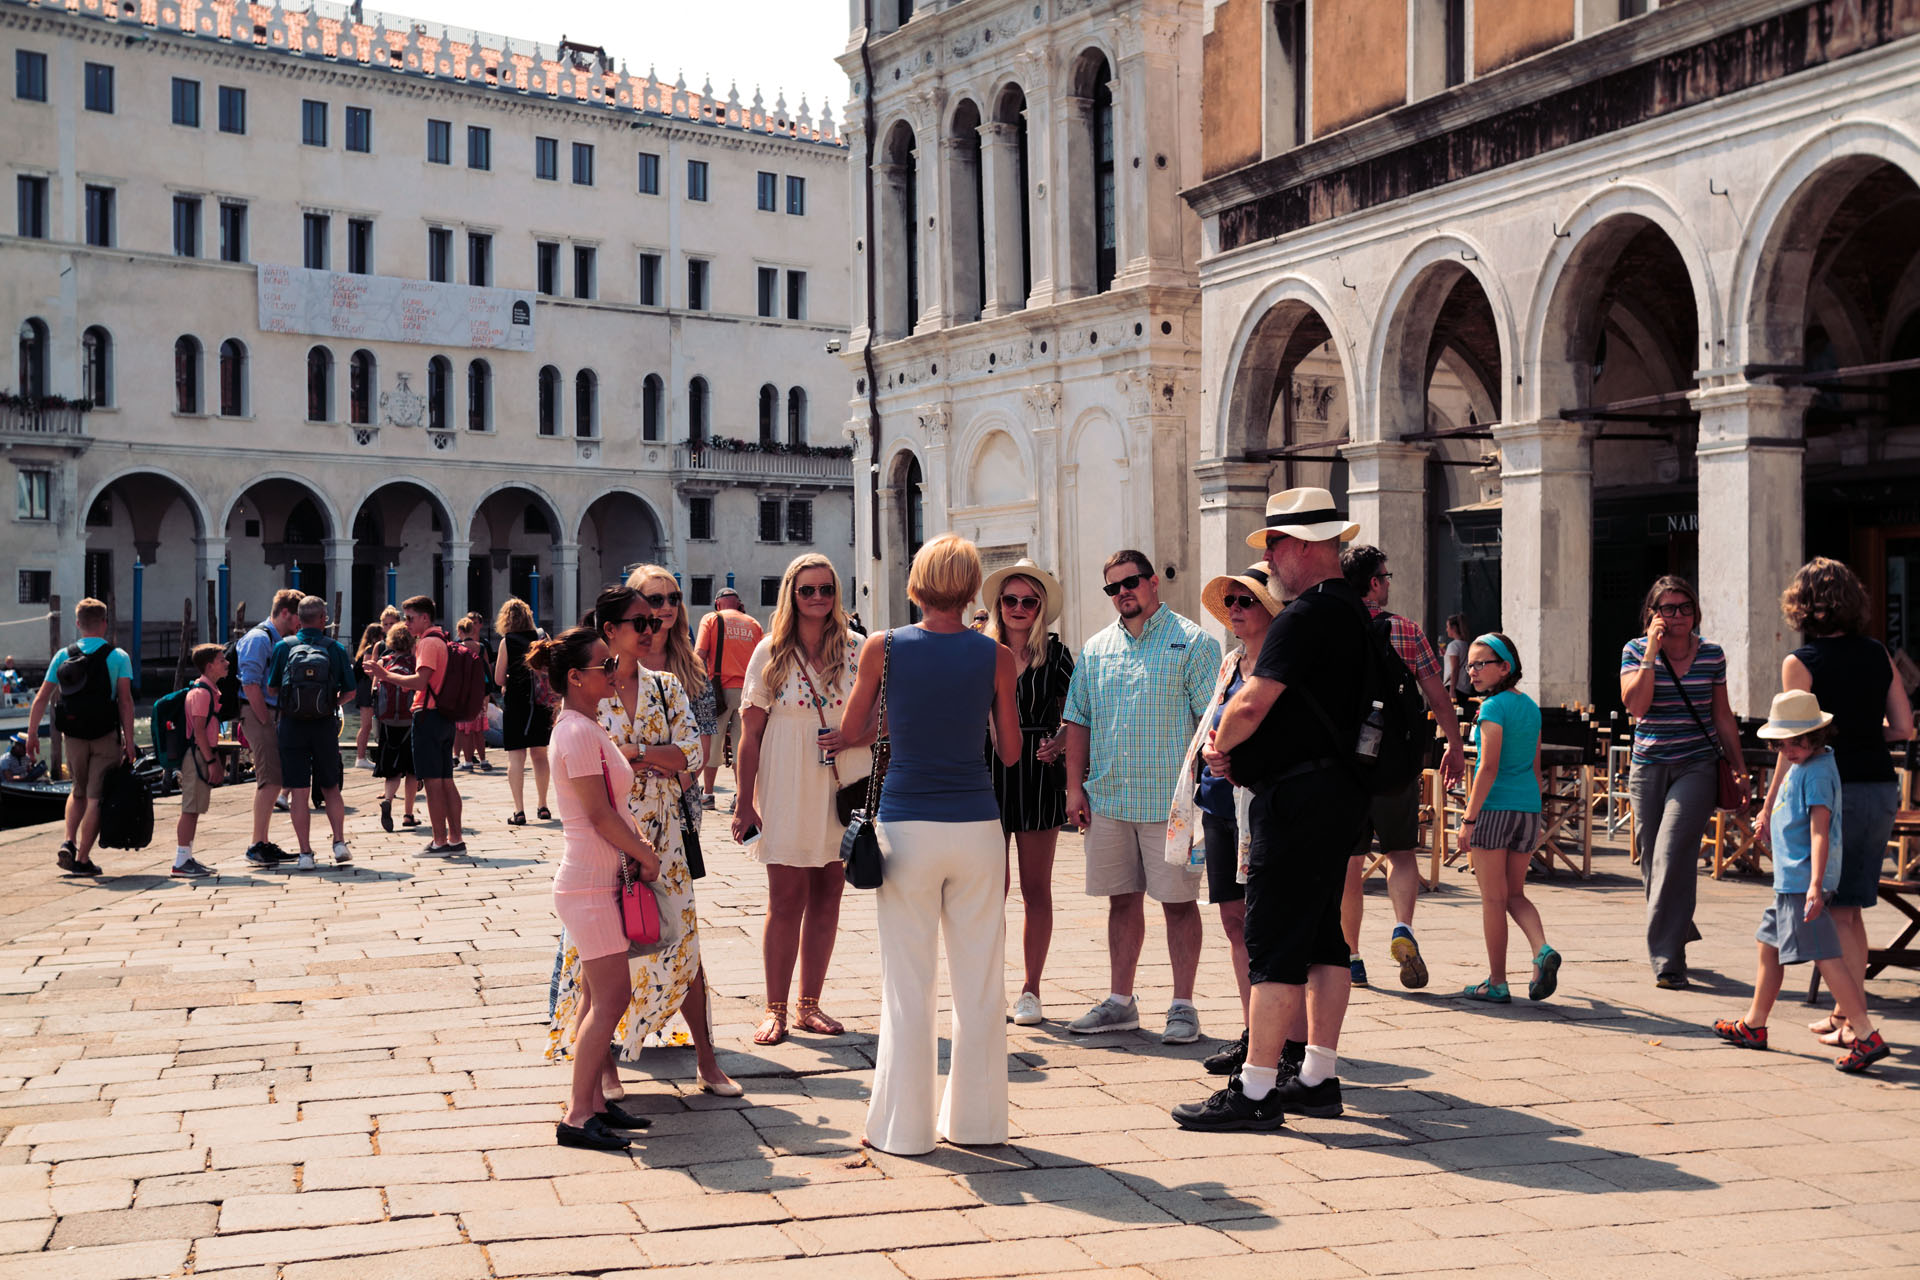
[529,567,541,629]
[386,563,398,610]
[217,561,230,639]
[130,558,144,695]
[290,561,302,591]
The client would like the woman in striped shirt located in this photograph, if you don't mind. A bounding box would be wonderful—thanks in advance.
[1620,575,1752,989]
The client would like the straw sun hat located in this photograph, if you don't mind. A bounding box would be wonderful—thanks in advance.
[1244,486,1361,549]
[1201,562,1282,627]
[979,558,1064,627]
[1755,689,1835,740]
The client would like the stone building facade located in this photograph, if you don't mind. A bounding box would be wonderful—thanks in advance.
[3,0,852,668]
[1187,0,1920,715]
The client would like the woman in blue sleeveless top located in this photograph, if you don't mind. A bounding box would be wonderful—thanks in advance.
[839,533,1022,1155]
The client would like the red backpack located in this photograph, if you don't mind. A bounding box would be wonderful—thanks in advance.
[375,654,415,725]
[429,630,487,722]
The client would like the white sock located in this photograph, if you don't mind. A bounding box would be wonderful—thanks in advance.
[1108,993,1134,1007]
[1239,1064,1278,1101]
[174,845,192,868]
[1301,1044,1338,1087]
[1394,921,1412,934]
[1169,998,1196,1012]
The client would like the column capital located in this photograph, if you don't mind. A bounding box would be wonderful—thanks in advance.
[551,541,580,564]
[1342,440,1429,496]
[978,120,1017,144]
[1491,418,1596,477]
[1024,381,1062,432]
[1690,382,1816,453]
[321,537,355,558]
[1194,456,1274,496]
[915,403,951,448]
[442,540,473,561]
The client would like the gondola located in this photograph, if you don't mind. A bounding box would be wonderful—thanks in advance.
[0,776,72,823]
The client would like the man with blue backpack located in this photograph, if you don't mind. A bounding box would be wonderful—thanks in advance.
[265,596,356,870]
[23,597,137,877]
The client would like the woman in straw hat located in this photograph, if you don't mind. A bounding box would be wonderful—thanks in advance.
[981,559,1076,1026]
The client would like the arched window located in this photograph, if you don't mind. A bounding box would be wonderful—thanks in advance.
[881,122,919,338]
[426,355,451,429]
[81,325,111,406]
[218,338,248,416]
[173,335,201,413]
[537,365,562,436]
[306,345,333,421]
[1089,56,1116,294]
[348,350,374,424]
[787,387,807,445]
[642,373,662,441]
[758,383,778,445]
[990,86,1032,311]
[467,358,491,431]
[947,100,985,324]
[574,369,596,438]
[18,318,49,400]
[688,376,709,444]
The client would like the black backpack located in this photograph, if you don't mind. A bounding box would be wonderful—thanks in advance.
[52,643,118,740]
[1298,599,1436,796]
[282,641,336,721]
[96,759,155,850]
[217,621,275,722]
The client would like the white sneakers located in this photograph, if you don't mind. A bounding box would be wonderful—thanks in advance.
[332,840,351,864]
[295,852,316,871]
[1011,992,1045,1026]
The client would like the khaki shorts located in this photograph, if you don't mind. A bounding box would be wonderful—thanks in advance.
[64,732,121,800]
[712,687,742,763]
[242,705,282,789]
[1084,813,1201,903]
[178,752,214,816]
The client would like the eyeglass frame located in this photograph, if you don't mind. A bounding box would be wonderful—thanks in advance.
[1102,573,1149,598]
[795,582,836,600]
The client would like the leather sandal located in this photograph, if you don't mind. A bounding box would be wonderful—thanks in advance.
[507,811,527,826]
[753,1001,789,1046]
[537,806,552,820]
[795,997,844,1036]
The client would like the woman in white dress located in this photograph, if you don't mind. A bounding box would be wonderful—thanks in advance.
[732,553,872,1046]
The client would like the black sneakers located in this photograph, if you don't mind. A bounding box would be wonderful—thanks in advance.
[1170,1077,1288,1132]
[244,842,288,867]
[1203,1029,1248,1076]
[1270,1074,1344,1118]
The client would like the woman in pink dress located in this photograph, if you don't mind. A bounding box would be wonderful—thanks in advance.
[529,626,662,1152]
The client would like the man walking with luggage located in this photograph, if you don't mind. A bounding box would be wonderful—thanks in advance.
[238,589,304,867]
[266,596,356,870]
[24,597,137,876]
[695,586,762,803]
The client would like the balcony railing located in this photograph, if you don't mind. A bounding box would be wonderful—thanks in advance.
[0,403,88,440]
[675,443,852,482]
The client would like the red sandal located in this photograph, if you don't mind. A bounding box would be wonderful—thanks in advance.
[1835,1029,1890,1074]
[1712,1018,1768,1050]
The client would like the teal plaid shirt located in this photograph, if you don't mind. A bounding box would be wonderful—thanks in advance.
[1063,606,1222,824]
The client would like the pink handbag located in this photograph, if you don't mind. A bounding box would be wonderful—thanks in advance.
[604,757,663,952]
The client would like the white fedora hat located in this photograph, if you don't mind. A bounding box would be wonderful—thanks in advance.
[1755,689,1835,740]
[1244,486,1360,549]
[979,558,1064,627]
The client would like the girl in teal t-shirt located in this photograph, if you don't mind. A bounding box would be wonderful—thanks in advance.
[1460,633,1560,1005]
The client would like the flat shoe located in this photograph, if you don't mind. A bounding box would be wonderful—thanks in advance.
[595,1102,653,1129]
[699,1075,745,1098]
[555,1116,630,1151]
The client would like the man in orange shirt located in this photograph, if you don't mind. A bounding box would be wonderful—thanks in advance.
[368,595,466,855]
[695,587,763,800]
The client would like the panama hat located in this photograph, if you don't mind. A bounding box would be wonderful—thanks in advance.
[1244,486,1361,549]
[980,558,1064,627]
[1755,689,1835,740]
[1202,562,1282,627]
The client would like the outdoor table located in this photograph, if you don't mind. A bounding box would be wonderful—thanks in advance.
[1807,875,1920,1002]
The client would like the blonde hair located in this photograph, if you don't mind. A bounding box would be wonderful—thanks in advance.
[908,533,982,614]
[764,553,852,697]
[985,573,1053,673]
[495,596,534,635]
[456,616,476,639]
[384,621,414,654]
[624,564,709,698]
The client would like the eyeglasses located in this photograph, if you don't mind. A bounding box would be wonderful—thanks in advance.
[1465,659,1504,672]
[1221,594,1261,611]
[1654,602,1696,618]
[795,583,836,600]
[643,591,682,608]
[618,614,663,634]
[1103,573,1148,597]
[1000,594,1041,611]
[1375,571,1394,582]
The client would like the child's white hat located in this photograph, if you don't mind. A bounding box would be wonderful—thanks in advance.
[1755,689,1834,740]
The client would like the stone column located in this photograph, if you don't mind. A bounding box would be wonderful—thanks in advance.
[873,161,913,341]
[1194,458,1272,637]
[1123,25,1185,281]
[1025,383,1063,572]
[1056,95,1094,300]
[1344,441,1431,631]
[194,536,227,639]
[443,539,471,626]
[322,538,354,638]
[876,480,906,629]
[846,418,877,618]
[1692,382,1814,718]
[1018,52,1056,311]
[553,542,580,635]
[978,122,1023,318]
[911,96,946,334]
[1493,420,1595,709]
[941,132,983,325]
[917,405,952,538]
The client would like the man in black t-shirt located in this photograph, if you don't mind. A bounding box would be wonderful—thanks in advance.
[1173,488,1371,1133]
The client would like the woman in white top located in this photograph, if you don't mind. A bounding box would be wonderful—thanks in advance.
[732,553,872,1046]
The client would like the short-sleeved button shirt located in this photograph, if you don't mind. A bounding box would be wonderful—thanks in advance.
[1062,606,1221,824]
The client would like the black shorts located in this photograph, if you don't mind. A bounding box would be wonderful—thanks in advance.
[1201,812,1244,904]
[276,715,344,792]
[411,708,457,780]
[1244,768,1369,985]
[1351,772,1423,857]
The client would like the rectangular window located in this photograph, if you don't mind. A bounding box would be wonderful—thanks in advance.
[83,62,112,113]
[572,142,594,186]
[217,85,245,134]
[786,174,806,215]
[83,185,113,247]
[345,105,372,153]
[573,246,595,300]
[536,241,559,295]
[758,499,783,543]
[786,498,813,544]
[303,212,329,269]
[16,176,47,240]
[16,469,51,521]
[347,217,372,274]
[688,496,714,541]
[219,201,247,262]
[467,231,491,286]
[687,259,708,311]
[786,270,807,321]
[171,76,199,126]
[638,253,661,306]
[467,125,491,170]
[15,50,47,102]
[428,227,452,282]
[690,575,713,607]
[426,118,451,164]
[759,577,781,608]
[17,569,51,606]
[756,171,777,211]
[636,150,659,194]
[534,135,558,181]
[301,98,327,146]
[756,266,778,318]
[172,195,200,257]
[687,159,709,202]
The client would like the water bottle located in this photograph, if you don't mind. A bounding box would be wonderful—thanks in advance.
[1188,828,1206,870]
[1355,700,1386,761]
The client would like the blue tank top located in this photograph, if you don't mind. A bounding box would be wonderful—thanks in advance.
[876,626,999,824]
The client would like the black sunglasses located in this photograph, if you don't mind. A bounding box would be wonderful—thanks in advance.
[1102,573,1149,597]
[1000,594,1042,611]
[643,591,682,608]
[795,583,836,599]
[617,614,663,634]
[1221,594,1261,611]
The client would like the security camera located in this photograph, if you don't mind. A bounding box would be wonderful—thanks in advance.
[825,339,843,354]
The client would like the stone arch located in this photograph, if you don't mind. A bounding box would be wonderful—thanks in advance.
[576,487,668,600]
[1216,276,1363,459]
[468,479,565,544]
[880,444,926,625]
[79,468,211,637]
[81,466,212,542]
[1367,234,1517,440]
[348,480,455,636]
[219,473,340,540]
[953,413,1033,508]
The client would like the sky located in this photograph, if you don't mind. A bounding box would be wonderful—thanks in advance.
[393,0,853,123]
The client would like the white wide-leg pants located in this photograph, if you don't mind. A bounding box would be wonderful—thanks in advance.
[865,818,1008,1156]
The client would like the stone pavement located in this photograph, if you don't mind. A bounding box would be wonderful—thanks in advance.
[0,766,1916,1280]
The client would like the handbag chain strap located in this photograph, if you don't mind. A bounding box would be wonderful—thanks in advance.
[1656,647,1729,763]
[794,655,845,788]
[864,631,893,815]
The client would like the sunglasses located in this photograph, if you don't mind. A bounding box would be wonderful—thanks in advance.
[795,583,836,600]
[1221,594,1261,611]
[1102,573,1148,597]
[643,591,682,608]
[617,614,663,634]
[1000,594,1042,611]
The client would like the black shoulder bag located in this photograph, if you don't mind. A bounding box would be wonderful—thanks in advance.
[837,630,891,890]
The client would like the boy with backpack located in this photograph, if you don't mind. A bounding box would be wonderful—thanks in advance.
[23,597,137,877]
[265,596,356,870]
[166,644,227,877]
[369,595,480,855]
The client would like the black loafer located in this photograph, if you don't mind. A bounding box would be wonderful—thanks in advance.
[596,1102,653,1130]
[556,1116,630,1151]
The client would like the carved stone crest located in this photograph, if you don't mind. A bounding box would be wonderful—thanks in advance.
[380,371,423,429]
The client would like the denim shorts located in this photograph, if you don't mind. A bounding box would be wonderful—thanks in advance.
[1833,781,1898,909]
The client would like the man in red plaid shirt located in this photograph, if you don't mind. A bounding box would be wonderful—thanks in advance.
[1340,546,1468,989]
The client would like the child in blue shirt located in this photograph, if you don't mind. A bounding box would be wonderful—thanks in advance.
[1714,689,1889,1072]
[1458,633,1560,1005]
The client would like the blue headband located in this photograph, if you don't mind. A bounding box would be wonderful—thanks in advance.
[1475,633,1516,669]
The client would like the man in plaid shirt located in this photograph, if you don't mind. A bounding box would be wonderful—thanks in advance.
[1339,546,1467,991]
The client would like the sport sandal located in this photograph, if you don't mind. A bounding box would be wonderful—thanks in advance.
[1835,1030,1890,1074]
[1713,1017,1768,1050]
[1528,944,1561,1002]
[1462,980,1511,1004]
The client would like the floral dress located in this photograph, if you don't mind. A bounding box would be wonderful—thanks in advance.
[545,670,705,1061]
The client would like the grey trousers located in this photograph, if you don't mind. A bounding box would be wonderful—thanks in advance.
[1630,756,1717,978]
